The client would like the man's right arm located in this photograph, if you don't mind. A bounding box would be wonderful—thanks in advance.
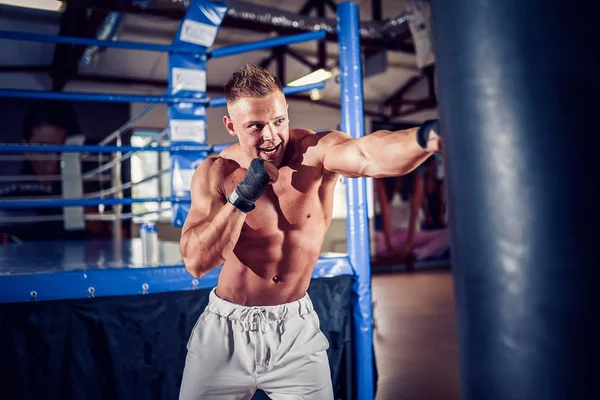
[180,158,246,278]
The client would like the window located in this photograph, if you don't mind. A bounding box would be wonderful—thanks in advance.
[130,129,171,222]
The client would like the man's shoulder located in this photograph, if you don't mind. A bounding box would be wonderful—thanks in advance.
[194,147,240,181]
[293,128,350,152]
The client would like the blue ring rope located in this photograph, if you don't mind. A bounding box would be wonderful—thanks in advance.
[0,144,212,154]
[0,89,205,104]
[0,83,324,105]
[0,30,177,53]
[209,30,326,59]
[0,142,234,154]
[0,197,191,209]
[0,29,326,59]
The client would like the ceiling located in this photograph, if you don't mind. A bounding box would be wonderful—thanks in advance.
[0,0,437,119]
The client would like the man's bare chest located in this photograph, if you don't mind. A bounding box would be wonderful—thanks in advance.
[225,164,326,233]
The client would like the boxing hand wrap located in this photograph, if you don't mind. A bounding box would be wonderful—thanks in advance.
[228,158,270,213]
[416,119,440,151]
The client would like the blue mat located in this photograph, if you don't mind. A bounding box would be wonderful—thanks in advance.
[0,239,354,303]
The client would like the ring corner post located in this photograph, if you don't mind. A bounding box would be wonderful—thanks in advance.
[337,2,374,399]
[429,0,600,399]
[167,0,227,227]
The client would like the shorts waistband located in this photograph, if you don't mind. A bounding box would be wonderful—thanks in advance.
[206,288,314,322]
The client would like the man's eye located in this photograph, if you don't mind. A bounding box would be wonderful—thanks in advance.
[275,119,285,126]
[251,124,263,130]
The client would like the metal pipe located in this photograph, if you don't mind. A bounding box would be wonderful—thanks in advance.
[111,133,123,245]
[209,30,326,59]
[223,0,411,44]
[80,12,123,67]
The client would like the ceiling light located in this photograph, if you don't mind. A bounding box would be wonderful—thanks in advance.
[0,0,65,12]
[287,68,334,87]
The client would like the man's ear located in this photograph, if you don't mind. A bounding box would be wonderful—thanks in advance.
[223,115,236,137]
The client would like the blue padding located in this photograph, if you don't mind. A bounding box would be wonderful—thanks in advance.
[0,89,206,104]
[0,30,179,53]
[0,196,190,209]
[209,30,326,59]
[208,82,326,107]
[0,240,353,303]
[171,0,227,52]
[168,0,227,228]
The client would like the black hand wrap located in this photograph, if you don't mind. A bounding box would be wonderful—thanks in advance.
[228,158,270,213]
[416,119,440,150]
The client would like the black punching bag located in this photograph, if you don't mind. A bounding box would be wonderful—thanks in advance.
[429,1,600,399]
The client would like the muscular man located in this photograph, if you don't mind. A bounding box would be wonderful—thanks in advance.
[179,64,441,400]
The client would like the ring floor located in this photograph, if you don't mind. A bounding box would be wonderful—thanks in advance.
[373,270,460,400]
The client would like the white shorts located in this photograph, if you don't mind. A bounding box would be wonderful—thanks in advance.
[179,289,334,400]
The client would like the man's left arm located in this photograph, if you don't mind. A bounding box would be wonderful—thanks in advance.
[322,120,441,178]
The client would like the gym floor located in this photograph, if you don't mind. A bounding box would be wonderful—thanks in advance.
[372,270,460,400]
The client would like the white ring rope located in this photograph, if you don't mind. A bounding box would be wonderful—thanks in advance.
[80,101,162,162]
[82,128,169,179]
[84,168,170,199]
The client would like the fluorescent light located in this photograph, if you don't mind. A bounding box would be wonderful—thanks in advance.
[0,0,65,12]
[287,68,333,87]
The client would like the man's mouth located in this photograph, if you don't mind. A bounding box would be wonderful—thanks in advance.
[259,142,282,155]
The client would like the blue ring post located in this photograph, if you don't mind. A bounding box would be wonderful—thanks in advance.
[337,2,374,399]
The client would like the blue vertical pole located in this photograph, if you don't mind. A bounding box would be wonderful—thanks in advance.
[337,2,374,399]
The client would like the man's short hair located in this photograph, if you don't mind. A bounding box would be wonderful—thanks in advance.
[224,64,283,105]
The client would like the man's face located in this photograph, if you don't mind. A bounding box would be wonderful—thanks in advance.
[26,124,69,176]
[223,90,289,167]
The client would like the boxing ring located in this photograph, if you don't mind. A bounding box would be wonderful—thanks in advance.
[0,1,374,400]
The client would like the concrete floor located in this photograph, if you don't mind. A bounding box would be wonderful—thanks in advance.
[372,270,460,400]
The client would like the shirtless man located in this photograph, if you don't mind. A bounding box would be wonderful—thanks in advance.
[179,64,441,400]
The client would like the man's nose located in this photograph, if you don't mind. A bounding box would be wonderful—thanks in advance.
[263,124,276,141]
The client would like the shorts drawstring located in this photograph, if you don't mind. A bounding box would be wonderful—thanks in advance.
[242,307,270,333]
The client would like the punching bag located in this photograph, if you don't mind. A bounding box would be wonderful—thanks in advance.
[429,1,600,399]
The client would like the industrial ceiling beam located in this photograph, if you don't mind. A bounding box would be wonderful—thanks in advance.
[64,0,415,53]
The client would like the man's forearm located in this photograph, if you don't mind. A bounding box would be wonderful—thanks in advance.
[181,203,246,278]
